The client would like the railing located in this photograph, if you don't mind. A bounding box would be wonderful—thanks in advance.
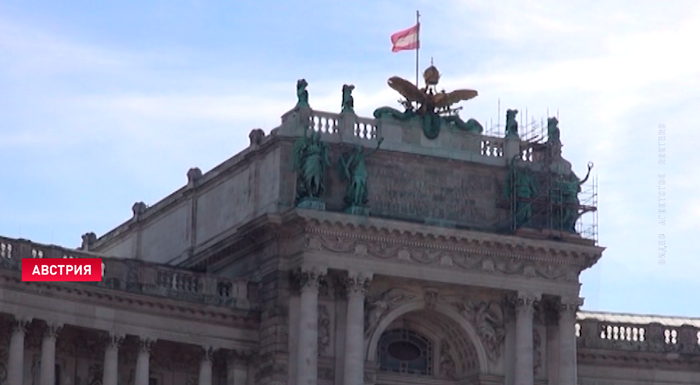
[575,318,700,355]
[0,236,257,309]
[481,138,504,157]
[310,110,339,134]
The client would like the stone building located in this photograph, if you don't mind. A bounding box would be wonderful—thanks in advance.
[1,70,699,385]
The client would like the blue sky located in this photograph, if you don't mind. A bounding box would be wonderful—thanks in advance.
[1,1,698,317]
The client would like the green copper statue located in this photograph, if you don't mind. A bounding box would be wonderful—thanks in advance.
[505,109,519,138]
[293,128,330,204]
[341,84,355,114]
[556,162,593,232]
[504,156,538,227]
[338,138,384,211]
[296,79,309,108]
[547,117,561,143]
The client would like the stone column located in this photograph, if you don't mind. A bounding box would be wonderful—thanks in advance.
[558,297,581,385]
[40,323,62,385]
[135,338,154,385]
[102,334,124,385]
[296,267,325,385]
[199,347,214,385]
[514,293,537,385]
[8,319,30,385]
[343,272,372,385]
[226,350,249,385]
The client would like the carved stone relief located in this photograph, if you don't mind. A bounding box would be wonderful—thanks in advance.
[533,328,542,376]
[318,304,331,357]
[446,298,506,361]
[439,339,457,380]
[364,288,418,338]
[306,233,582,283]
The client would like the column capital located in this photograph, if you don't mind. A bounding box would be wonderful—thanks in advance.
[343,272,373,297]
[11,318,31,335]
[42,323,63,339]
[295,266,326,292]
[103,333,126,349]
[559,297,584,316]
[201,346,216,362]
[137,338,155,354]
[508,292,540,315]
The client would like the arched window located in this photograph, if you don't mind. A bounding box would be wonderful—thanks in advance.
[378,329,433,376]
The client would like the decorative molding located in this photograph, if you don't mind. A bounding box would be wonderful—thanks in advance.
[0,274,258,329]
[305,229,587,282]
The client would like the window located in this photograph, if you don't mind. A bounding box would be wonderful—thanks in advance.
[378,329,433,375]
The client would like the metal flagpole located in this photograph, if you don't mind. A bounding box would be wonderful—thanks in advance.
[415,10,420,88]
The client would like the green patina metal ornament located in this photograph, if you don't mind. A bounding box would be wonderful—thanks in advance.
[505,109,519,138]
[547,117,561,143]
[341,84,355,114]
[504,156,538,227]
[296,79,309,108]
[293,127,330,205]
[338,138,384,213]
[554,162,593,232]
[374,64,482,139]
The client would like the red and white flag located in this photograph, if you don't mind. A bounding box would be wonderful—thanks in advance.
[391,23,420,52]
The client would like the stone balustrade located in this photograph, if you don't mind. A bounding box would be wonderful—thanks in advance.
[294,108,534,162]
[0,235,257,309]
[575,316,700,355]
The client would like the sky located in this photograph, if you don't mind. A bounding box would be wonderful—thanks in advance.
[1,0,698,317]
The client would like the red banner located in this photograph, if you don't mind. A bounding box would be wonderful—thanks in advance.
[22,258,102,282]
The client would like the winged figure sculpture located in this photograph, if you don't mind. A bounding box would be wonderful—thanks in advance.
[374,64,483,139]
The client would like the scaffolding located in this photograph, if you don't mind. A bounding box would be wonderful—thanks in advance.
[490,102,599,245]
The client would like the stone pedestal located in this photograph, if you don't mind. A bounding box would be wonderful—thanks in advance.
[297,199,326,211]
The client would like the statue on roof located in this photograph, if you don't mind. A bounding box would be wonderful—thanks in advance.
[293,127,330,205]
[338,138,384,213]
[296,79,309,108]
[504,156,538,227]
[553,162,594,232]
[374,63,483,139]
[505,109,519,138]
[341,84,355,114]
[547,117,561,143]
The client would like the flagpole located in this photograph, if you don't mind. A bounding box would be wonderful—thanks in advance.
[415,10,420,88]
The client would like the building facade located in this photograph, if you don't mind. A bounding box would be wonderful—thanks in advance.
[1,69,699,385]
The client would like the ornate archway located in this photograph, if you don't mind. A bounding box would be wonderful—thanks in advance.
[366,299,491,379]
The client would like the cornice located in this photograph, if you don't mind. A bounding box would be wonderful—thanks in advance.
[292,210,603,282]
[0,272,259,329]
